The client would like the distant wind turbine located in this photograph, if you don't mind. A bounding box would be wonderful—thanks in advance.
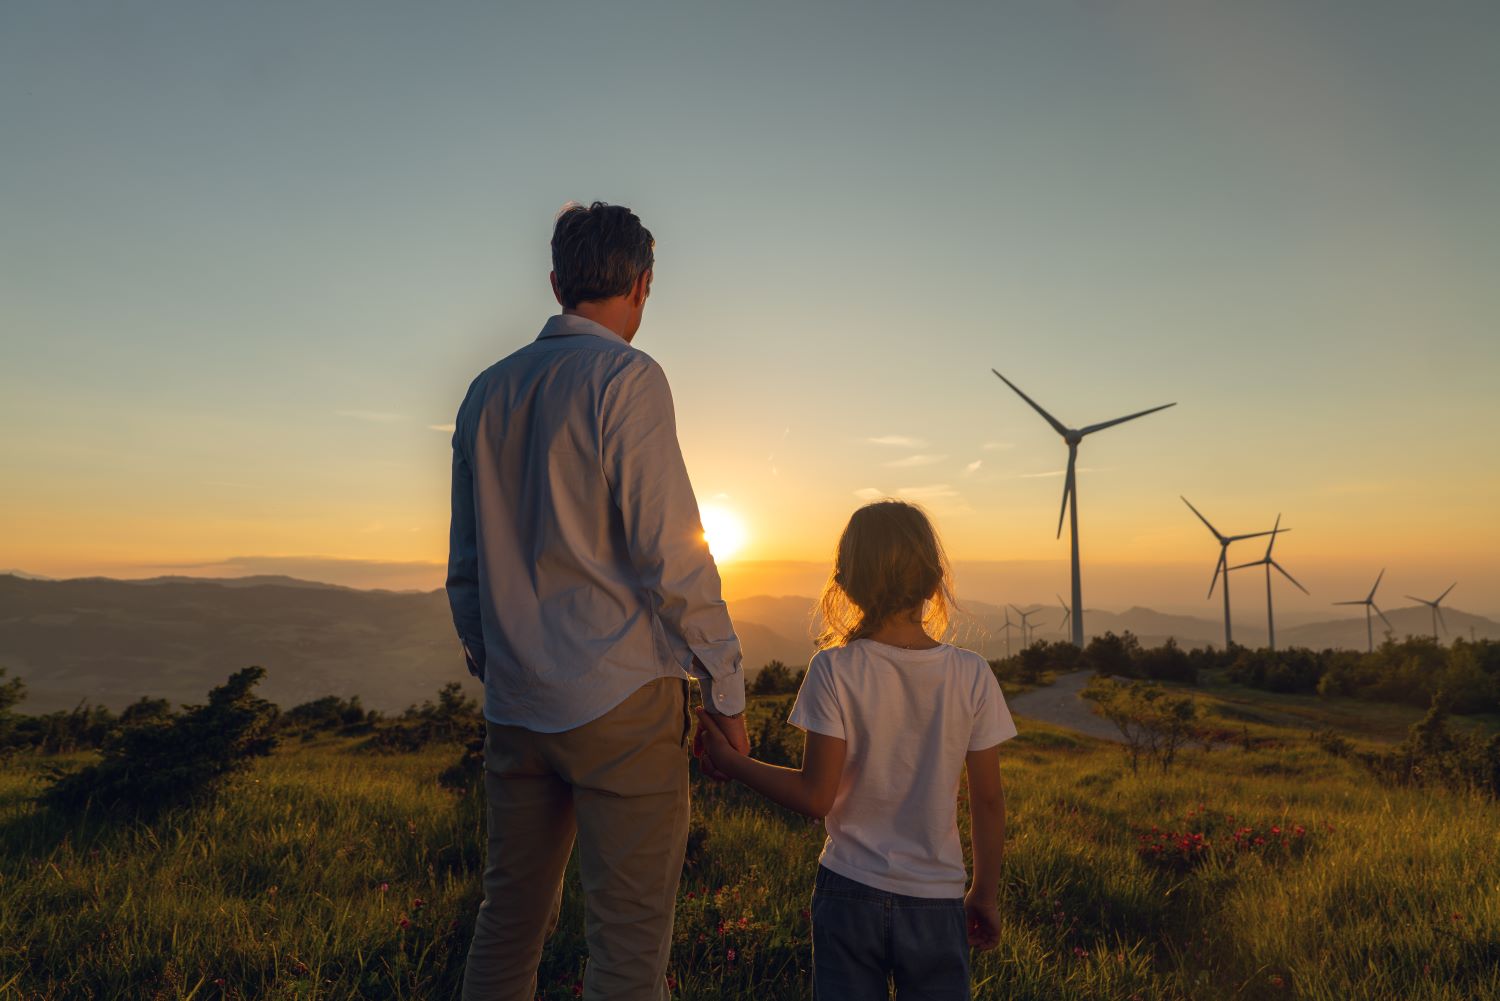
[992,369,1175,647]
[1227,514,1307,653]
[1333,569,1392,653]
[997,608,1016,660]
[1181,496,1280,650]
[1056,594,1072,636]
[1404,583,1456,643]
[1009,604,1041,650]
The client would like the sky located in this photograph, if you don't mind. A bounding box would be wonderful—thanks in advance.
[3,1,1498,617]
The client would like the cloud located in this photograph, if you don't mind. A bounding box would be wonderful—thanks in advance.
[853,487,887,501]
[884,454,948,469]
[1019,467,1099,479]
[429,423,456,433]
[868,435,928,448]
[336,409,407,424]
[964,460,983,476]
[896,484,961,502]
[981,441,1014,451]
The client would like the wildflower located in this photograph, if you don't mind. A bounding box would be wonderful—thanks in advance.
[1269,974,1284,987]
[379,882,389,893]
[697,933,706,944]
[738,916,748,927]
[1072,946,1088,959]
[267,885,278,897]
[1293,825,1305,837]
[726,948,737,962]
[412,898,427,910]
[685,891,695,900]
[398,917,410,929]
[667,976,678,990]
[573,986,582,998]
[1270,826,1281,836]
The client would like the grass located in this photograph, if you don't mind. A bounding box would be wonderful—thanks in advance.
[2,691,1498,1000]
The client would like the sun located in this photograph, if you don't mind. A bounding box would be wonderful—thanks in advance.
[699,505,749,562]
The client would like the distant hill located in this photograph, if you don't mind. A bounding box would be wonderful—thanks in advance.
[2,574,1496,713]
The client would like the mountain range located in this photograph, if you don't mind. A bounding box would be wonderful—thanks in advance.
[2,574,1495,714]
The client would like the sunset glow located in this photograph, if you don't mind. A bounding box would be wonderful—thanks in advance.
[700,505,749,563]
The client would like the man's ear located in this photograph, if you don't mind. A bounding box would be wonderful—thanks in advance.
[632,268,652,307]
[550,271,564,307]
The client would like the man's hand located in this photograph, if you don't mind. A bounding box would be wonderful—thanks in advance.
[963,886,1002,950]
[693,708,749,781]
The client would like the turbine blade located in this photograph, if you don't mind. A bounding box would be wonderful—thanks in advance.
[1226,560,1264,572]
[1079,402,1176,436]
[1208,552,1224,598]
[991,370,1069,437]
[1264,514,1283,558]
[1437,607,1450,635]
[1437,582,1457,604]
[1180,496,1224,540]
[1368,568,1385,602]
[1226,529,1279,542]
[1271,560,1309,595]
[1374,604,1392,629]
[1331,600,1366,606]
[1056,453,1076,540]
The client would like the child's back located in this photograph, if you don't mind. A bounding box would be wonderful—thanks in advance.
[790,638,1017,897]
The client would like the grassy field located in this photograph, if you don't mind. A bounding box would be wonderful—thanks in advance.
[2,688,1498,1001]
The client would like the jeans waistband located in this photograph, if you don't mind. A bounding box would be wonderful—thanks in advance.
[813,865,963,908]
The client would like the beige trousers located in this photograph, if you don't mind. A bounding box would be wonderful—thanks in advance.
[461,677,692,1001]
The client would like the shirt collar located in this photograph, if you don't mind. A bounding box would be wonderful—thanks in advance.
[537,313,629,345]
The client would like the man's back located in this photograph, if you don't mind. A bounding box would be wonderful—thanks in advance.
[448,313,744,732]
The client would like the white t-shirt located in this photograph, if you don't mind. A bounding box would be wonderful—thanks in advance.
[787,639,1018,898]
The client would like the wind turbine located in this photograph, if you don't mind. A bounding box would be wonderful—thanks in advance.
[1181,496,1280,650]
[1404,583,1456,643]
[992,370,1175,648]
[1226,514,1307,653]
[1009,604,1041,650]
[1333,569,1392,653]
[1056,594,1073,636]
[996,608,1017,660]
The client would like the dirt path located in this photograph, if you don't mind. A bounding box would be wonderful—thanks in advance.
[1005,670,1123,743]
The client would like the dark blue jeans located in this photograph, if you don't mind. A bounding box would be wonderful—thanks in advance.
[811,865,970,1001]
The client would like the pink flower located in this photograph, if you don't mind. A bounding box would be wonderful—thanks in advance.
[378,882,389,893]
[726,948,737,962]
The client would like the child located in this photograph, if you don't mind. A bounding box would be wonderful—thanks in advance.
[696,500,1016,1000]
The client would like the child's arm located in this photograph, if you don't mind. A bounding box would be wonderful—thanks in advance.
[963,744,1006,950]
[694,708,846,818]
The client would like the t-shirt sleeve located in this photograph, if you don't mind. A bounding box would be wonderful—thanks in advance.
[787,652,845,739]
[969,659,1019,751]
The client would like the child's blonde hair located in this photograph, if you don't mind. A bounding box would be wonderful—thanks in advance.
[816,500,957,648]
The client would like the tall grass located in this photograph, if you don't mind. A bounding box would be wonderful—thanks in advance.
[2,701,1496,1000]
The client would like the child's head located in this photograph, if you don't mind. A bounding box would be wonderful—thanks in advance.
[817,500,956,648]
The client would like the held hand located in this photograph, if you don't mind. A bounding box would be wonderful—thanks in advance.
[693,707,747,780]
[963,887,1002,950]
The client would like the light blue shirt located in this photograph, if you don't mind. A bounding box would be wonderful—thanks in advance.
[446,313,746,731]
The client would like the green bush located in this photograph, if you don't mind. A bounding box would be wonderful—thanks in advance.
[42,666,279,817]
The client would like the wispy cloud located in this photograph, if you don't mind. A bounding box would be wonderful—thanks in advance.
[429,423,456,433]
[868,435,928,448]
[885,454,948,469]
[981,441,1014,451]
[964,460,982,476]
[896,484,961,502]
[853,487,887,501]
[1019,467,1099,479]
[336,409,406,424]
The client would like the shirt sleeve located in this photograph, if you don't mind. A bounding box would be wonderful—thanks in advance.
[787,653,845,739]
[601,354,746,715]
[445,414,485,681]
[969,660,1019,751]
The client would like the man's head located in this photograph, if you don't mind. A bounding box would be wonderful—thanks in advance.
[549,201,655,341]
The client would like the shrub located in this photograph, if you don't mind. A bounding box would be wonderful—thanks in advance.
[749,661,805,696]
[284,694,378,733]
[371,682,480,752]
[1082,677,1198,774]
[42,666,279,817]
[1085,631,1141,678]
[1357,692,1500,797]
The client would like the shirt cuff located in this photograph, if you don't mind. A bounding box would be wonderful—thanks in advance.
[699,669,746,716]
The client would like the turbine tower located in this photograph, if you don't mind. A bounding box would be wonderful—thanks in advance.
[1056,594,1073,636]
[1227,514,1307,653]
[1009,604,1041,650]
[997,608,1016,660]
[1181,496,1280,650]
[1404,583,1456,643]
[992,369,1175,648]
[1333,569,1392,653]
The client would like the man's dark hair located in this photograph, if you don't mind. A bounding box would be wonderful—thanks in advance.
[550,201,655,309]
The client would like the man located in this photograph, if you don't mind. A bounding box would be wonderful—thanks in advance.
[447,200,750,1001]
